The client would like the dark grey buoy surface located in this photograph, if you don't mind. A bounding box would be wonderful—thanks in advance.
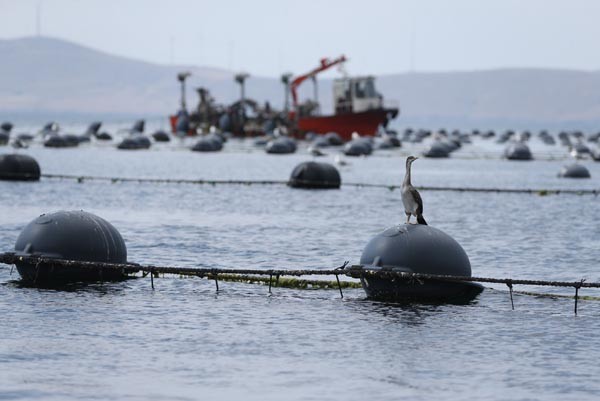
[14,210,127,283]
[324,132,343,146]
[311,137,330,148]
[504,142,533,160]
[1,122,13,133]
[0,154,41,181]
[288,161,341,189]
[423,141,450,158]
[343,140,372,156]
[558,163,591,178]
[192,135,223,152]
[152,130,171,142]
[117,136,151,150]
[357,224,483,302]
[266,138,296,154]
[44,135,79,148]
[95,132,112,141]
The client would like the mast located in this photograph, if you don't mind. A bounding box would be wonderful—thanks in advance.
[177,72,191,111]
[289,55,347,113]
[281,73,293,112]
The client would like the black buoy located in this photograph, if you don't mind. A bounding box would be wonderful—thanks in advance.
[17,133,34,142]
[64,134,84,146]
[354,224,483,302]
[384,134,401,147]
[504,142,533,160]
[311,137,331,148]
[288,161,341,189]
[1,122,13,133]
[152,130,171,142]
[324,132,343,146]
[192,135,223,152]
[558,163,591,178]
[44,135,78,148]
[343,140,372,156]
[117,136,151,150]
[0,154,41,181]
[266,138,296,154]
[95,131,112,141]
[423,141,450,158]
[375,135,400,149]
[14,211,128,283]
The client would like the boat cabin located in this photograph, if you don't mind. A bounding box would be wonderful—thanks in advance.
[333,76,383,115]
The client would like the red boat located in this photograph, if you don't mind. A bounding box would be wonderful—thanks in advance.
[169,56,399,140]
[289,56,399,141]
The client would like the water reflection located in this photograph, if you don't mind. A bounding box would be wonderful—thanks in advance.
[5,276,132,295]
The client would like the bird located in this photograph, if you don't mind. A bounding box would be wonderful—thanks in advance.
[401,156,427,225]
[334,154,349,166]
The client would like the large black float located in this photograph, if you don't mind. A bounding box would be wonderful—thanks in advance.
[343,139,372,156]
[152,130,171,142]
[0,154,41,181]
[423,141,450,158]
[266,138,296,154]
[352,224,483,303]
[504,142,533,160]
[117,136,151,150]
[288,161,341,189]
[558,163,591,179]
[192,134,223,152]
[14,211,128,283]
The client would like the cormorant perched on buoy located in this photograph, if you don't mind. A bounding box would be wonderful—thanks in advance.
[402,156,427,225]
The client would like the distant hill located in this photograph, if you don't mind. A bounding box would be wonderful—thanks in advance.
[0,36,285,119]
[2,36,600,130]
[378,69,600,130]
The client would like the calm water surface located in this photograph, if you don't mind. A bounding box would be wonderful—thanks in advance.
[1,132,600,400]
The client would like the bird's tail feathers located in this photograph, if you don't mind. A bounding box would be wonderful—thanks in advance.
[417,214,428,225]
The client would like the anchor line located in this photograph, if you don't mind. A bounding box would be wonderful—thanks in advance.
[37,174,600,196]
[0,253,599,289]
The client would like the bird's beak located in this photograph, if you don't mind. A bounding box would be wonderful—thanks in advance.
[414,157,419,161]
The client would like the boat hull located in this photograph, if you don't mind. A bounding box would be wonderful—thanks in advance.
[298,108,398,141]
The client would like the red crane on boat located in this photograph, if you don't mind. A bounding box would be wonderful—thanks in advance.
[288,55,399,141]
[289,55,347,109]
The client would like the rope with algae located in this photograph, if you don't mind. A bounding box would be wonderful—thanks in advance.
[39,173,600,196]
[1,252,599,289]
[1,252,598,313]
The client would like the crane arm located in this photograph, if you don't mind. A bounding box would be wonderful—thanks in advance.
[290,55,347,109]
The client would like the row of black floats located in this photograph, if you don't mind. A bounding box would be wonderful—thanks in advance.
[3,160,482,304]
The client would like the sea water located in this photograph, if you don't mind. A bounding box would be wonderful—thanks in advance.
[1,129,599,400]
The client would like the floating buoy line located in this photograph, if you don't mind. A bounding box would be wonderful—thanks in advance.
[0,252,598,315]
[37,173,600,196]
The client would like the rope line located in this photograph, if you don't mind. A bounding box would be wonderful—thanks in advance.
[1,252,598,289]
[38,173,600,196]
[2,253,597,313]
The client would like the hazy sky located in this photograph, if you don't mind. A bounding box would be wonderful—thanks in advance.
[2,0,600,77]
